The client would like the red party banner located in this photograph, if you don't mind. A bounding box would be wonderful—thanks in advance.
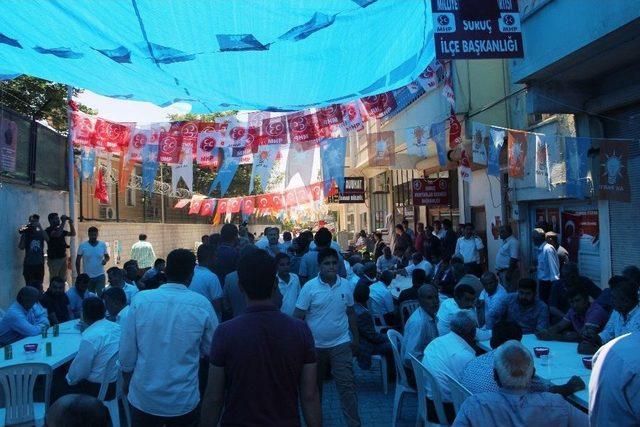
[449,111,462,149]
[71,111,95,147]
[158,123,183,164]
[127,127,150,162]
[242,196,255,214]
[340,101,365,132]
[93,169,109,204]
[199,199,216,216]
[216,198,229,216]
[188,196,205,215]
[284,188,298,207]
[92,119,131,152]
[287,112,319,145]
[180,121,199,154]
[315,104,344,128]
[508,130,527,178]
[196,131,221,166]
[261,115,288,145]
[295,186,312,205]
[309,182,325,201]
[174,198,191,208]
[229,197,242,213]
[361,92,397,119]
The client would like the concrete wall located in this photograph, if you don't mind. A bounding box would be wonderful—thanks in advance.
[0,182,69,309]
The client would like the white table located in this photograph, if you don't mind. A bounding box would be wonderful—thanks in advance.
[479,334,591,409]
[0,320,82,369]
[388,276,413,299]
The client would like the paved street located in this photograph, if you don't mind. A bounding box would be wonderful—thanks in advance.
[320,364,418,427]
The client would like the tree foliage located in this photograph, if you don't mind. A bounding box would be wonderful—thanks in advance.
[1,76,96,131]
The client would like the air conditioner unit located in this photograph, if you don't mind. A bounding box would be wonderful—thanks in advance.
[371,174,388,194]
[99,206,115,220]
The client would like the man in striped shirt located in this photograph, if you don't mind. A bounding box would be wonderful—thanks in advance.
[130,234,156,272]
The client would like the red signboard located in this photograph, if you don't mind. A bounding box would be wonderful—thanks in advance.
[431,0,524,60]
[412,178,449,206]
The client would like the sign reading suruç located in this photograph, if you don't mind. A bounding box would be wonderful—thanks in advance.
[412,178,449,206]
[431,0,524,59]
[339,177,365,204]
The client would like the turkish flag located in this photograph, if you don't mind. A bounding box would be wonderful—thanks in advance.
[242,196,255,214]
[449,111,462,149]
[315,104,344,128]
[216,199,229,216]
[284,189,298,207]
[295,186,312,205]
[189,197,204,215]
[71,111,95,147]
[174,199,190,209]
[199,199,216,216]
[158,123,183,164]
[361,92,397,119]
[309,182,325,201]
[229,197,242,213]
[272,193,286,211]
[93,169,109,204]
[255,194,271,211]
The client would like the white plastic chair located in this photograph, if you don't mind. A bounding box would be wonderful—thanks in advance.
[399,300,420,325]
[0,363,52,427]
[370,355,388,395]
[410,355,449,426]
[386,330,416,427]
[372,313,388,333]
[445,373,471,413]
[98,354,131,427]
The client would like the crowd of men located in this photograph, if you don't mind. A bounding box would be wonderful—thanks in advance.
[2,215,639,426]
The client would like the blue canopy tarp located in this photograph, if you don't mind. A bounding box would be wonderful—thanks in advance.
[0,0,434,113]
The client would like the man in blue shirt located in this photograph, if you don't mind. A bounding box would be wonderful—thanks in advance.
[67,273,97,319]
[0,286,50,345]
[213,224,239,285]
[487,278,550,334]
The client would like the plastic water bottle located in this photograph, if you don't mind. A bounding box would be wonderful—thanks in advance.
[3,345,12,360]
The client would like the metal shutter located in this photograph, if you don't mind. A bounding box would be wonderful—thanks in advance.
[602,104,640,274]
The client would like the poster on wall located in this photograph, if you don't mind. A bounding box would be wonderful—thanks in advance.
[561,210,599,263]
[0,117,17,172]
[431,0,524,59]
[598,139,631,202]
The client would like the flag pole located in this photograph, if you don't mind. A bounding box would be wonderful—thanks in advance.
[66,86,77,279]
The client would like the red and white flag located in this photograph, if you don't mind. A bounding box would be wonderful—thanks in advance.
[92,119,131,153]
[93,169,109,204]
[295,186,312,205]
[309,182,325,201]
[459,149,472,183]
[315,104,344,128]
[261,115,288,145]
[287,112,320,146]
[361,92,397,119]
[416,60,442,92]
[442,78,455,109]
[158,123,182,164]
[70,111,95,147]
[449,111,462,149]
[199,199,217,216]
[174,199,190,209]
[229,197,242,213]
[180,121,200,155]
[340,101,364,132]
[241,196,255,215]
[127,126,150,162]
[188,196,205,215]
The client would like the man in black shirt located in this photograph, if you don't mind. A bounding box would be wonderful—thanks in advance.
[19,214,49,291]
[40,276,73,325]
[45,212,76,282]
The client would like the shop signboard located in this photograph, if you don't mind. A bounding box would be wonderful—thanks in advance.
[339,177,366,204]
[431,0,524,59]
[412,178,449,206]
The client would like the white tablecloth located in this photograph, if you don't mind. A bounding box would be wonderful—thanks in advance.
[0,320,82,369]
[479,334,591,409]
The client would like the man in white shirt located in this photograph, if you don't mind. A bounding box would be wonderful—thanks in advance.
[101,287,129,327]
[478,272,507,327]
[376,246,400,273]
[258,227,284,257]
[76,226,110,295]
[106,267,138,304]
[275,253,301,316]
[437,283,491,341]
[495,225,520,292]
[401,284,439,386]
[403,252,433,278]
[422,311,477,423]
[66,273,97,319]
[294,248,361,427]
[368,273,395,320]
[120,249,218,426]
[66,297,121,398]
[130,234,156,271]
[454,223,485,277]
[190,244,223,318]
[532,228,560,305]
